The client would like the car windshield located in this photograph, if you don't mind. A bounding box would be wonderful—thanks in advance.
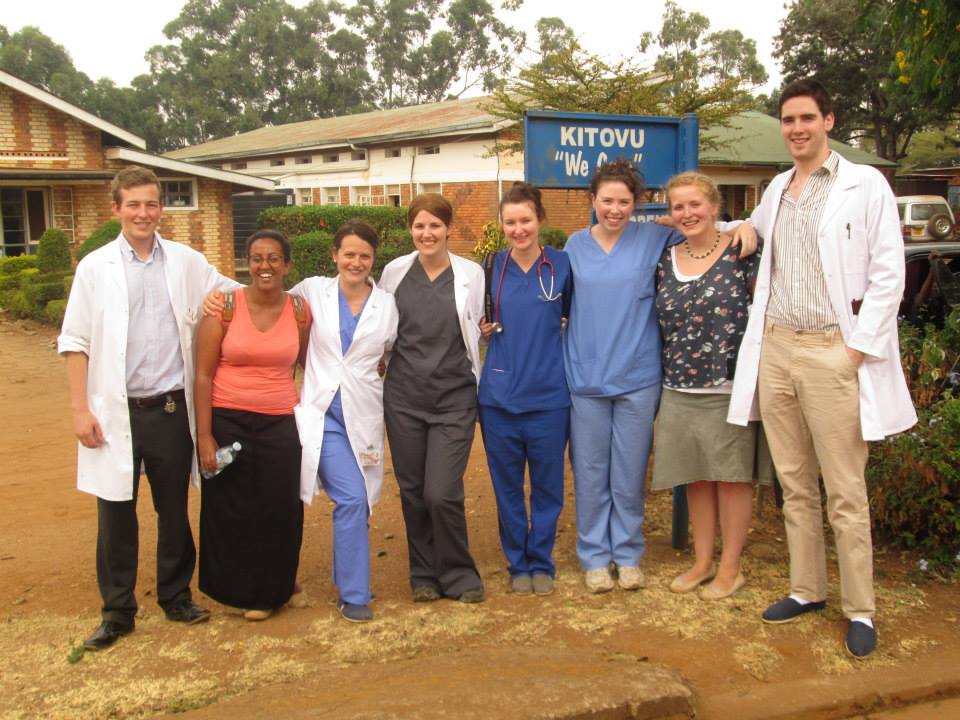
[911,203,947,221]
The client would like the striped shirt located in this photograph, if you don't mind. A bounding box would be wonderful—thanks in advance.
[766,151,840,330]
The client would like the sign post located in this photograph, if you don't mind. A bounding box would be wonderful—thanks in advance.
[524,109,699,549]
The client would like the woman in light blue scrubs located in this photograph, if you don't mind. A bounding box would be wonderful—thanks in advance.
[563,159,685,593]
[478,183,572,597]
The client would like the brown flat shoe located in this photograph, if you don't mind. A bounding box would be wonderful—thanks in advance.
[668,564,717,593]
[699,572,746,601]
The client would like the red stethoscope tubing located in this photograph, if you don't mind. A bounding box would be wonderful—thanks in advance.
[493,247,556,326]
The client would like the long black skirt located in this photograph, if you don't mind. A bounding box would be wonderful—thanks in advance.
[199,408,303,611]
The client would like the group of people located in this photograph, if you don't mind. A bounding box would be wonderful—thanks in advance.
[59,78,915,660]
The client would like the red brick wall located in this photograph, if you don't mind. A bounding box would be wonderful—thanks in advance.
[442,181,499,257]
[541,189,591,236]
[0,86,104,170]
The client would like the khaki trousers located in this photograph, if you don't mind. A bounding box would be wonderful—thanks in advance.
[758,322,874,618]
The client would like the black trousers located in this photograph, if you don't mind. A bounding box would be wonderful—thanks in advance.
[96,400,196,624]
[384,402,482,598]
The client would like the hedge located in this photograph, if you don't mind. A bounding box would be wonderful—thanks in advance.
[37,228,71,273]
[288,228,414,286]
[77,220,121,261]
[44,299,67,325]
[0,255,38,275]
[259,205,407,240]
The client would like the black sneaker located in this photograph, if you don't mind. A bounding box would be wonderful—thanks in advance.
[845,621,877,658]
[338,599,373,623]
[761,597,826,624]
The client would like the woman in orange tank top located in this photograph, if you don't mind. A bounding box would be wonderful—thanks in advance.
[193,230,310,621]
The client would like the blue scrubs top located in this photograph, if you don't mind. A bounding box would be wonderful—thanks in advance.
[325,286,368,433]
[478,246,572,414]
[563,221,683,397]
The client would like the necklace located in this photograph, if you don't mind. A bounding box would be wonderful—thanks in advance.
[683,231,720,259]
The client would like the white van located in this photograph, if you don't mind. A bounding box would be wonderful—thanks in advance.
[896,195,955,242]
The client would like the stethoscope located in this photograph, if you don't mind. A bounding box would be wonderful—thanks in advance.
[490,247,561,334]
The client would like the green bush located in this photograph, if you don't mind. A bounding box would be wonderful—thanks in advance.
[0,289,32,318]
[540,225,568,249]
[77,220,121,261]
[24,280,67,307]
[290,230,335,284]
[0,273,21,292]
[45,299,67,325]
[0,255,38,275]
[259,205,407,240]
[867,307,960,574]
[18,268,39,288]
[63,275,74,296]
[36,228,72,273]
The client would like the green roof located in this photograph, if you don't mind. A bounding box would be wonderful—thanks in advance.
[700,111,896,169]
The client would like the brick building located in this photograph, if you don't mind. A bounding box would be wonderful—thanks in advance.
[167,99,896,258]
[0,70,273,275]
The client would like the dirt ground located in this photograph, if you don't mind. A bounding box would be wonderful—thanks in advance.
[1,311,959,720]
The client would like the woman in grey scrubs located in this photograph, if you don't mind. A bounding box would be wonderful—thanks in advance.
[379,194,486,603]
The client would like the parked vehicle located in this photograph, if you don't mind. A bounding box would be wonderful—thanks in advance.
[896,195,956,242]
[901,241,960,327]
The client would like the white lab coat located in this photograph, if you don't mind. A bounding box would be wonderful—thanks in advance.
[727,154,918,440]
[293,276,398,510]
[57,236,237,501]
[378,250,485,385]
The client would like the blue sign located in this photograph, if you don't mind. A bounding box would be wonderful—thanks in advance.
[524,110,699,217]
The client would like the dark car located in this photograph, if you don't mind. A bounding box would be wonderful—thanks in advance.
[901,241,960,326]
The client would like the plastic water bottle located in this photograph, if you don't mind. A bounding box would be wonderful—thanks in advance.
[202,441,242,479]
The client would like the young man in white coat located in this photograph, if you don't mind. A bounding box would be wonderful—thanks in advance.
[58,166,238,649]
[727,80,917,659]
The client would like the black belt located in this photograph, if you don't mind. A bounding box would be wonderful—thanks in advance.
[128,388,185,409]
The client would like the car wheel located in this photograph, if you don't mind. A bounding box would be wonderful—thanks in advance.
[928,213,953,240]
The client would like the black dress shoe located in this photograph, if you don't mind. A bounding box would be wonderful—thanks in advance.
[164,600,211,625]
[83,620,134,650]
[846,621,877,658]
[761,596,826,624]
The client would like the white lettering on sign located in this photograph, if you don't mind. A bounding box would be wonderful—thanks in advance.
[558,126,645,149]
[553,150,645,178]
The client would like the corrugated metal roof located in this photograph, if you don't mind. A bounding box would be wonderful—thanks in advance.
[165,96,503,162]
[700,111,896,168]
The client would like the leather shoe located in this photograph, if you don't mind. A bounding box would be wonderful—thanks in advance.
[412,585,441,602]
[164,600,211,625]
[846,621,877,659]
[83,620,133,650]
[761,596,826,624]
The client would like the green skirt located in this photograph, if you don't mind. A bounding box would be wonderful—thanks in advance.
[651,387,774,490]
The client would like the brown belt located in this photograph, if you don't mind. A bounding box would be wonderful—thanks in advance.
[128,388,185,409]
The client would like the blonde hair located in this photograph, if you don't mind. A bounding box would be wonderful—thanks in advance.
[665,171,721,208]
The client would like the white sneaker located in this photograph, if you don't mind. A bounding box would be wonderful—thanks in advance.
[617,565,645,590]
[584,567,615,593]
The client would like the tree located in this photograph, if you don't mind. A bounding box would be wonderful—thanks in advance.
[898,122,960,173]
[774,0,937,162]
[866,0,960,116]
[345,0,524,107]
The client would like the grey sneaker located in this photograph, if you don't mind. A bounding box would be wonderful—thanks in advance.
[511,575,533,594]
[584,567,615,593]
[456,588,486,603]
[617,565,645,590]
[532,574,555,596]
[338,599,373,623]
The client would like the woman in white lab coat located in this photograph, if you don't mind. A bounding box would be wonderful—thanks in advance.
[292,220,399,623]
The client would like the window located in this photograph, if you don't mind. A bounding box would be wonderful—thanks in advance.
[270,158,285,167]
[417,183,442,195]
[417,145,440,156]
[0,188,49,257]
[353,186,371,206]
[231,161,247,170]
[386,184,402,207]
[323,153,339,164]
[322,187,340,205]
[161,179,196,209]
[351,149,367,161]
[384,148,401,158]
[296,188,313,205]
[295,156,312,165]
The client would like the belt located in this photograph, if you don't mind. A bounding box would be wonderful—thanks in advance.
[128,388,185,409]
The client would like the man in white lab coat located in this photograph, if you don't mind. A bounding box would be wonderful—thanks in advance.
[727,80,916,659]
[58,166,236,649]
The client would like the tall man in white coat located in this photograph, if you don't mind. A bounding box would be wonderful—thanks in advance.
[58,166,237,649]
[727,79,917,659]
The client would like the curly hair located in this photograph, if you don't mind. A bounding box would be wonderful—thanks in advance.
[588,158,645,201]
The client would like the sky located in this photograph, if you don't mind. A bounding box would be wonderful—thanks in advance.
[2,0,788,92]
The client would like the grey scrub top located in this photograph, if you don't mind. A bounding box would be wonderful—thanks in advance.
[384,261,476,412]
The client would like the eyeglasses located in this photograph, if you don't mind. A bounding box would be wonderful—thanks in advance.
[249,254,285,265]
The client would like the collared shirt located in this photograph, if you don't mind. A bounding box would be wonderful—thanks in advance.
[120,235,184,397]
[767,151,840,330]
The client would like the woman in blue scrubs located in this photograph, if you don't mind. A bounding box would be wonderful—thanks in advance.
[563,159,683,593]
[478,183,572,597]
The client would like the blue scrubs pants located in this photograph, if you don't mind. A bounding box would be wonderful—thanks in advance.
[479,405,569,578]
[318,430,371,605]
[569,384,660,570]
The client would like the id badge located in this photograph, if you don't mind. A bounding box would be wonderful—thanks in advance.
[359,445,381,467]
